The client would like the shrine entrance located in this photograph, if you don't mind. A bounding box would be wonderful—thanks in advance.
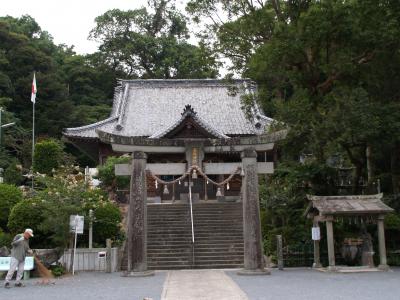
[109,130,286,275]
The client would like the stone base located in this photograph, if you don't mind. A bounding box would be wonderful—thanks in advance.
[327,266,338,272]
[237,268,271,276]
[122,270,155,277]
[312,263,323,269]
[378,264,390,271]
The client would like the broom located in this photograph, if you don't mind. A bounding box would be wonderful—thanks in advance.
[33,254,55,285]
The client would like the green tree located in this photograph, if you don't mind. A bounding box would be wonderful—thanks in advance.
[97,156,130,190]
[7,198,47,248]
[93,202,122,246]
[33,139,64,174]
[189,0,400,194]
[0,183,23,230]
[89,0,219,78]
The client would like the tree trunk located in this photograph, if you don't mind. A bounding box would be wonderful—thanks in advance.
[391,142,400,195]
[353,163,363,195]
[366,144,374,192]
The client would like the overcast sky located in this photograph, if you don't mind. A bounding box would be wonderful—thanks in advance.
[2,0,186,54]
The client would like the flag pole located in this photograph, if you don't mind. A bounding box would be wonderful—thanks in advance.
[32,99,35,189]
[31,71,36,190]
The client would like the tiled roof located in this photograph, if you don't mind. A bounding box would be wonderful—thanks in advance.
[306,194,393,215]
[149,104,229,139]
[64,79,272,139]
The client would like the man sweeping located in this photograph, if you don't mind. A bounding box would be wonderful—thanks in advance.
[4,229,34,288]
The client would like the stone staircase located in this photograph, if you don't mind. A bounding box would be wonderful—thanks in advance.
[147,204,193,270]
[190,202,244,269]
[121,202,244,270]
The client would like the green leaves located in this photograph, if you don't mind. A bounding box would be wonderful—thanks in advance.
[0,184,23,231]
[89,2,219,78]
[33,139,64,175]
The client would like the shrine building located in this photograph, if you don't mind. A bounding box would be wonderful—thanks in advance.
[64,79,285,275]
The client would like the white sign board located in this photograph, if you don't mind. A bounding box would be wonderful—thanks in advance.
[70,215,84,234]
[312,226,320,241]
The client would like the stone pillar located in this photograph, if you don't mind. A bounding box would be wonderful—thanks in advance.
[238,148,270,275]
[277,235,283,270]
[326,216,336,271]
[312,220,322,268]
[124,151,154,277]
[106,239,112,273]
[377,215,389,270]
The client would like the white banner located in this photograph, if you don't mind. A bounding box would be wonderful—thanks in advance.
[312,226,320,241]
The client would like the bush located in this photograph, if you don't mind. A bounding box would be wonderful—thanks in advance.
[93,202,122,246]
[0,229,11,248]
[0,183,23,230]
[97,156,130,189]
[33,139,63,174]
[7,167,123,249]
[4,163,23,185]
[50,264,65,277]
[7,198,47,248]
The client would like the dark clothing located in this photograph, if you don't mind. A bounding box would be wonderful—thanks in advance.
[10,234,30,262]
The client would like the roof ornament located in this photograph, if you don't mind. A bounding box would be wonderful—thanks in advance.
[181,104,197,116]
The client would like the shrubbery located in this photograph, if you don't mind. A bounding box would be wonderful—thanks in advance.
[7,198,47,248]
[0,228,11,248]
[92,202,122,246]
[0,183,23,230]
[6,166,123,248]
[97,156,130,189]
[33,139,64,174]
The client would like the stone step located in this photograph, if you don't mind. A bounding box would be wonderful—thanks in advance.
[193,254,243,260]
[148,232,243,237]
[148,230,242,235]
[122,202,244,270]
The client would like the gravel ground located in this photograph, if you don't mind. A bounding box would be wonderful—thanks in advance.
[2,268,400,300]
[228,267,400,300]
[1,271,166,300]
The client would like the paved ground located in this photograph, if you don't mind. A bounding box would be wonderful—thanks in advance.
[1,268,400,300]
[228,267,400,300]
[1,272,166,300]
[162,270,247,300]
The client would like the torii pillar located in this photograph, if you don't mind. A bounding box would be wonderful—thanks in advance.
[123,151,154,277]
[238,148,270,275]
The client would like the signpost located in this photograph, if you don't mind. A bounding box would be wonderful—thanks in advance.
[312,226,321,241]
[70,215,84,275]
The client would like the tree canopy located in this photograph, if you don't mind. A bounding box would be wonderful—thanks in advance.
[89,1,219,78]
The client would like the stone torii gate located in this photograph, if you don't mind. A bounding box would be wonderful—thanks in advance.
[106,130,286,276]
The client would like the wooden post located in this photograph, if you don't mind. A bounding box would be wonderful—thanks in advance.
[124,151,154,277]
[312,219,322,268]
[204,177,208,201]
[326,216,336,271]
[217,174,225,201]
[238,148,270,275]
[89,209,93,249]
[68,233,74,273]
[277,235,283,270]
[106,239,112,273]
[172,181,175,202]
[377,215,389,270]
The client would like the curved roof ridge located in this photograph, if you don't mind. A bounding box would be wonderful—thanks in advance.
[64,116,118,136]
[149,105,230,139]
